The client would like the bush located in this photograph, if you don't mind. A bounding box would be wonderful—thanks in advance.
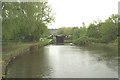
[88,38,102,43]
[73,36,92,46]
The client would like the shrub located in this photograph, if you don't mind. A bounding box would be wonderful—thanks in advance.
[73,36,92,46]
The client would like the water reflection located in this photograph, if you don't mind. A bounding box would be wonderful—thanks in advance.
[6,45,118,78]
[6,48,53,78]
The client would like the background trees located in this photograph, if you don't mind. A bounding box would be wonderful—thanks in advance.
[2,2,54,42]
[99,21,118,43]
[86,23,100,39]
[2,2,119,45]
[57,14,119,45]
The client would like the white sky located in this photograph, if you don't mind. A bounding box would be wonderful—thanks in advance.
[48,0,119,29]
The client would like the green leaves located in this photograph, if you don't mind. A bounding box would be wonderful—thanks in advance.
[57,14,119,45]
[87,23,100,38]
[2,2,54,42]
[99,21,118,43]
[86,14,119,43]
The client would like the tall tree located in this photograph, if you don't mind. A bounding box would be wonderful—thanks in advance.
[2,1,54,42]
[86,23,100,38]
[100,18,118,43]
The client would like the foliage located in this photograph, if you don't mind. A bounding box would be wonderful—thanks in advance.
[2,2,119,46]
[57,14,119,46]
[71,27,81,39]
[99,21,118,43]
[39,38,52,46]
[57,26,87,40]
[57,27,73,35]
[86,23,101,38]
[2,2,54,42]
[73,36,91,46]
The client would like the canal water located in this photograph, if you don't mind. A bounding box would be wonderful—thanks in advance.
[6,45,118,78]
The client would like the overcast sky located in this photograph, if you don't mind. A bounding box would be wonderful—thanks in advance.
[48,0,119,29]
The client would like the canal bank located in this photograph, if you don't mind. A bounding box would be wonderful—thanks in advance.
[2,43,37,78]
[3,40,117,78]
[2,39,51,78]
[5,44,118,78]
[73,41,118,51]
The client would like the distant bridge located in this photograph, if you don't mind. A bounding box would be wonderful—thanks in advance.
[49,29,72,44]
[55,35,65,44]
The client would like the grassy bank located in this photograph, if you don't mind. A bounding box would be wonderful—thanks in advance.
[73,42,118,54]
[2,39,52,77]
[88,42,117,47]
[2,42,37,77]
[39,38,53,46]
[73,37,118,52]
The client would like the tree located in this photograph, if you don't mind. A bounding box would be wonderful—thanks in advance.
[86,23,101,38]
[2,1,54,42]
[99,21,118,43]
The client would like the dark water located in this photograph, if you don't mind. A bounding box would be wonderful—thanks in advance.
[6,45,118,78]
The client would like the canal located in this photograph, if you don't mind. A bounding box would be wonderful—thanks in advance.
[6,45,118,78]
